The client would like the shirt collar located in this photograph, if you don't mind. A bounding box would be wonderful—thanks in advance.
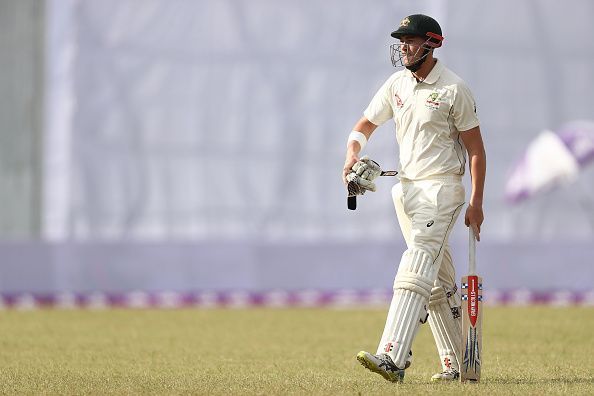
[404,58,444,85]
[423,59,444,84]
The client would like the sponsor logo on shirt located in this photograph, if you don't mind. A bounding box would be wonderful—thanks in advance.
[395,93,403,108]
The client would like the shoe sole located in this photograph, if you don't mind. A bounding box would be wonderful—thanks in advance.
[430,375,459,382]
[431,377,452,382]
[356,351,404,383]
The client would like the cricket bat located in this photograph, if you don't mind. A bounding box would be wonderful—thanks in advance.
[460,226,482,382]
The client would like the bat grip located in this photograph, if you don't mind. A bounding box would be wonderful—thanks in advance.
[469,226,476,274]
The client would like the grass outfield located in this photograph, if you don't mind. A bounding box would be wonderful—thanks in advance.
[0,307,592,395]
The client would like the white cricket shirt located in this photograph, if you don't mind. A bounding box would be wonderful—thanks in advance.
[364,59,480,180]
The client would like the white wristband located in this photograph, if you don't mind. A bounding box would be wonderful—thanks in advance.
[347,131,367,151]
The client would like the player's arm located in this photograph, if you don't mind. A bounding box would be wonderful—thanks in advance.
[343,117,378,184]
[460,126,486,240]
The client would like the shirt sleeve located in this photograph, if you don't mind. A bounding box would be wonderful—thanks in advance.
[453,83,480,132]
[363,77,394,126]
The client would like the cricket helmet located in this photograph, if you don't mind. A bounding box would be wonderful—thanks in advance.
[389,14,444,70]
[391,14,444,48]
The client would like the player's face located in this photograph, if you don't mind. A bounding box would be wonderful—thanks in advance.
[398,35,426,66]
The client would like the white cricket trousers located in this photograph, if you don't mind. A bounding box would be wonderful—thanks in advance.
[377,176,465,370]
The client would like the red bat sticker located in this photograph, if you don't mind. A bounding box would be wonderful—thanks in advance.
[468,275,479,327]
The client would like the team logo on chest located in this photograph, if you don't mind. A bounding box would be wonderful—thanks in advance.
[425,91,442,110]
[425,91,445,110]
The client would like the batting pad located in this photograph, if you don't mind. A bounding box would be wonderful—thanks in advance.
[428,284,462,372]
[377,248,434,369]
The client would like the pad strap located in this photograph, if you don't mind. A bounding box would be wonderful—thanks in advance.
[394,272,432,300]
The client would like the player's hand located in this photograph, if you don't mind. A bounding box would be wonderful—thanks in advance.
[465,204,483,241]
[345,156,382,194]
[353,156,382,182]
[342,153,360,184]
[346,172,376,194]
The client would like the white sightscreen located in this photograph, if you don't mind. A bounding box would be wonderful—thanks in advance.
[44,0,594,242]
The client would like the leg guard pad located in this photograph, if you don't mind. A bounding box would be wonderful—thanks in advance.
[428,283,462,371]
[377,248,435,368]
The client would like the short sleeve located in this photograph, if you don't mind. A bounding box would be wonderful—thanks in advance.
[453,83,480,132]
[363,78,394,126]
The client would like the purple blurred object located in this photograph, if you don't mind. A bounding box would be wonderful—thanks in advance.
[557,121,594,166]
[504,121,594,204]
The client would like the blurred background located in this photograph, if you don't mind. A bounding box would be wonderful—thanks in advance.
[1,0,593,308]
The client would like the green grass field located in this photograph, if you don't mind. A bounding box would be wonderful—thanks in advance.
[0,306,592,395]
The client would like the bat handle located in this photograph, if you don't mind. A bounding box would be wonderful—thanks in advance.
[469,226,476,275]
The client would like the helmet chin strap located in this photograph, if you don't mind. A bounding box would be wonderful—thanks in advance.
[405,48,430,72]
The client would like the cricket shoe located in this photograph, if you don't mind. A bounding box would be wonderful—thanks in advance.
[356,351,408,383]
[430,368,460,382]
